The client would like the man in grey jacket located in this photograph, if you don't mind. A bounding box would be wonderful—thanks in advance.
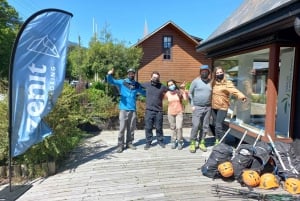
[188,65,212,153]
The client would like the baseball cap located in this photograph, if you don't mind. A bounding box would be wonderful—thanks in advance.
[200,65,209,70]
[127,68,136,73]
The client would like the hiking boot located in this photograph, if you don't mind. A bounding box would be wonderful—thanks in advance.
[158,142,165,148]
[170,141,176,149]
[177,140,183,150]
[199,139,207,152]
[144,143,151,150]
[116,145,124,153]
[126,144,137,150]
[214,138,220,146]
[189,140,196,153]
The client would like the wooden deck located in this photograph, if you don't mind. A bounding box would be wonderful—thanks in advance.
[14,128,293,201]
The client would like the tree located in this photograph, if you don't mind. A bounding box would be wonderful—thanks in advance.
[0,0,22,79]
[90,26,143,80]
[67,26,143,82]
[67,43,88,80]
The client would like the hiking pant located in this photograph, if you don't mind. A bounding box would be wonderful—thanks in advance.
[145,109,164,144]
[190,106,211,141]
[118,110,136,146]
[168,113,183,142]
[211,109,227,140]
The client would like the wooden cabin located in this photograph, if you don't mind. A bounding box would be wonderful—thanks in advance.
[134,21,212,83]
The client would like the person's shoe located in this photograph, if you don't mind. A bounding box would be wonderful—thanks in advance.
[116,145,124,153]
[144,143,151,150]
[177,140,184,150]
[126,143,137,150]
[214,138,220,146]
[189,140,196,153]
[170,141,176,149]
[158,142,165,148]
[199,139,207,152]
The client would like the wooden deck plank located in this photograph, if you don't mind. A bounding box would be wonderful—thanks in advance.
[13,128,294,201]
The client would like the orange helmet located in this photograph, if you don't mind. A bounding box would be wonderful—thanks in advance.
[242,170,260,187]
[218,161,234,178]
[284,178,300,194]
[259,173,279,189]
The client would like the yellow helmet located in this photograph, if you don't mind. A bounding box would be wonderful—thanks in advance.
[218,161,234,178]
[259,173,279,189]
[284,178,300,194]
[242,170,260,187]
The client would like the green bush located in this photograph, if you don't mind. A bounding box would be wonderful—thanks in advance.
[83,87,119,119]
[0,81,131,178]
[251,94,266,104]
[0,96,8,165]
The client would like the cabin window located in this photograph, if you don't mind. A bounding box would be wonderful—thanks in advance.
[163,36,172,60]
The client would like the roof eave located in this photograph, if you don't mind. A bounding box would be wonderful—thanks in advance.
[197,0,300,57]
[133,21,201,47]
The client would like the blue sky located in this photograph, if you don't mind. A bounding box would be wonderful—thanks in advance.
[7,0,244,47]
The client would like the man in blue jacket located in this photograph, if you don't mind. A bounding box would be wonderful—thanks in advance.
[106,68,145,153]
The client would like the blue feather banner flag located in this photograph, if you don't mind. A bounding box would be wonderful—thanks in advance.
[9,9,73,157]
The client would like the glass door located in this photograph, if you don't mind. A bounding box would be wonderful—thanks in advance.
[275,47,295,138]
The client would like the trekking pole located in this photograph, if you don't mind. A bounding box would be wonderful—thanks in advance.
[212,184,264,200]
[219,128,231,144]
[212,184,298,201]
[287,156,300,175]
[267,134,287,171]
[253,129,263,147]
[236,130,247,150]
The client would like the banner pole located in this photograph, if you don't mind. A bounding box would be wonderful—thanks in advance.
[8,14,14,192]
[9,154,12,192]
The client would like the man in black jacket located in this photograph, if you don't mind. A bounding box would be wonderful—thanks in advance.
[141,71,168,150]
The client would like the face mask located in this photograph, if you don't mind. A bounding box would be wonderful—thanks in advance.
[216,74,224,80]
[151,77,160,85]
[128,75,135,81]
[201,71,209,80]
[168,85,176,91]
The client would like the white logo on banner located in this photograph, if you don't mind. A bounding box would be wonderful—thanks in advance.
[27,35,60,58]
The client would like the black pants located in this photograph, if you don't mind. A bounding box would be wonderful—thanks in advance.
[145,110,164,144]
[211,109,227,140]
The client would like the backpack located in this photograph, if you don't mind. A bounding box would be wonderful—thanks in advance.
[251,141,274,174]
[201,143,233,179]
[272,141,300,179]
[231,144,255,181]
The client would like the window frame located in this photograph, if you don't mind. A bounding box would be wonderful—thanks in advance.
[162,36,172,60]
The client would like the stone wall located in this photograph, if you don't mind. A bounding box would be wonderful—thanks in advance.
[92,113,193,131]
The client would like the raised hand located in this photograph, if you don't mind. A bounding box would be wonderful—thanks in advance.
[108,68,114,75]
[180,81,186,89]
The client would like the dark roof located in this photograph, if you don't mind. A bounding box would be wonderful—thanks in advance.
[197,0,300,57]
[133,21,202,47]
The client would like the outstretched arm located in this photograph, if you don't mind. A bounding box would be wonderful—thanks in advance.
[106,68,120,85]
[226,80,247,102]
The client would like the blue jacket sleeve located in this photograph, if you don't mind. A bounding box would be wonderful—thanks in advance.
[138,86,146,96]
[106,74,122,86]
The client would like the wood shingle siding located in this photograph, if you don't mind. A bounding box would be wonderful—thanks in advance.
[135,21,212,83]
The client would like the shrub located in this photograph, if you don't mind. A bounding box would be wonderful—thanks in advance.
[0,96,8,165]
[0,82,124,178]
